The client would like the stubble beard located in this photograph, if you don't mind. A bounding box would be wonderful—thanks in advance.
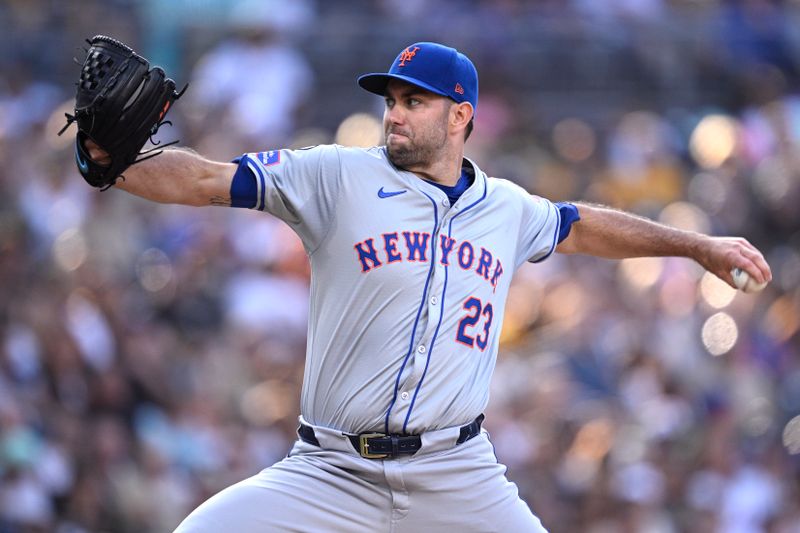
[385,113,449,170]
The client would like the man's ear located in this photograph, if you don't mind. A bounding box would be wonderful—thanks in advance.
[451,101,474,132]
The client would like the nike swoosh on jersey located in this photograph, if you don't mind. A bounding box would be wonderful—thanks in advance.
[378,187,407,199]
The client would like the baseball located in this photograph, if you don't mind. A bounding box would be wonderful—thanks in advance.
[731,267,767,293]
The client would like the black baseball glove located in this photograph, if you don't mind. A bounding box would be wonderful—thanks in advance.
[59,35,186,189]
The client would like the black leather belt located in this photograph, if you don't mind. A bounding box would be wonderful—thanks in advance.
[298,414,484,459]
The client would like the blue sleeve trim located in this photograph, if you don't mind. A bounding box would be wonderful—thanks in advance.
[229,154,270,210]
[555,202,581,243]
[229,156,257,209]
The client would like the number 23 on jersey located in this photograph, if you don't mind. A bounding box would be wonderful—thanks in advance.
[456,296,494,351]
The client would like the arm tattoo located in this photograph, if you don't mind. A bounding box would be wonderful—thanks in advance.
[210,195,232,206]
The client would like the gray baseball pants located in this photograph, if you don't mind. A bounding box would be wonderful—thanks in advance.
[174,419,547,532]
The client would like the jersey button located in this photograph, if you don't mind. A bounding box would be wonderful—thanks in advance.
[430,296,438,305]
[417,345,426,354]
[441,198,449,207]
[401,391,409,400]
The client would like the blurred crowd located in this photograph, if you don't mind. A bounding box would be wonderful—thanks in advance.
[1,0,800,532]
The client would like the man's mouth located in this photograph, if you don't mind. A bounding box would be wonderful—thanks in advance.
[387,129,411,139]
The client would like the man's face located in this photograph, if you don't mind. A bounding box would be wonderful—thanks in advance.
[383,80,451,169]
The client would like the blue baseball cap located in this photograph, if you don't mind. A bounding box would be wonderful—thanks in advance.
[358,42,478,114]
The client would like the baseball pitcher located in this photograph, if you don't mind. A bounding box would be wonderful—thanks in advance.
[63,38,771,532]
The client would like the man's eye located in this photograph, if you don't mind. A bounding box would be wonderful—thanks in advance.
[385,98,395,108]
[408,98,420,106]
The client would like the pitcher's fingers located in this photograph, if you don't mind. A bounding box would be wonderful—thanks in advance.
[83,138,105,158]
[740,247,772,283]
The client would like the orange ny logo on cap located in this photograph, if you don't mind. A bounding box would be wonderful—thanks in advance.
[455,83,464,95]
[398,46,420,66]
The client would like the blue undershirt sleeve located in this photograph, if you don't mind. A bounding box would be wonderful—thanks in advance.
[555,202,581,243]
[229,156,258,209]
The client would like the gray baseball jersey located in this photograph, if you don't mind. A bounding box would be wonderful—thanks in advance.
[236,144,561,435]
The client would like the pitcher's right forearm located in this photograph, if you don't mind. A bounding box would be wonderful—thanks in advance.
[114,148,237,206]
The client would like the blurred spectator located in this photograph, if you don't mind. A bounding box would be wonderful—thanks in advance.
[188,0,315,154]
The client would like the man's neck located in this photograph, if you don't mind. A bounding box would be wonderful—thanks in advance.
[406,145,465,187]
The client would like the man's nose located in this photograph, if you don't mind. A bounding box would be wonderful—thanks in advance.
[386,105,405,124]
